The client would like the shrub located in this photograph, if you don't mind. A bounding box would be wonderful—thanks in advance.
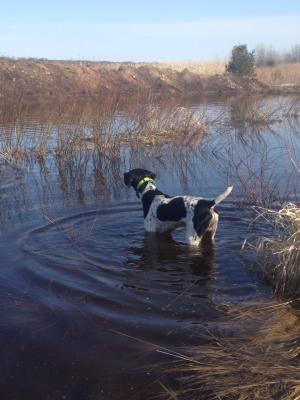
[226,44,255,76]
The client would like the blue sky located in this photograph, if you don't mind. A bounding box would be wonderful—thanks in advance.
[0,0,299,61]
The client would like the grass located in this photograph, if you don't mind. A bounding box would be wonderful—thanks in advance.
[228,96,300,129]
[158,301,300,400]
[120,105,208,146]
[256,63,300,86]
[155,61,226,75]
[74,60,227,76]
[251,203,300,299]
[0,96,208,168]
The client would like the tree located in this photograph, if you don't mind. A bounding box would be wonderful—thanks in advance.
[255,44,281,67]
[289,44,300,63]
[255,44,267,67]
[226,44,255,76]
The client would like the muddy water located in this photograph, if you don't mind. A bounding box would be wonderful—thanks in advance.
[0,96,299,399]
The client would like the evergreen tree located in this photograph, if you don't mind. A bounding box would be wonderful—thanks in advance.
[226,45,255,76]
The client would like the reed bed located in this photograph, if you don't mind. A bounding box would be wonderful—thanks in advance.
[0,99,208,169]
[230,99,282,127]
[158,301,300,400]
[252,203,300,299]
[256,63,300,86]
[121,105,208,147]
[229,97,300,128]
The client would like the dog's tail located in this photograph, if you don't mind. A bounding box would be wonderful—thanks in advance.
[213,186,233,205]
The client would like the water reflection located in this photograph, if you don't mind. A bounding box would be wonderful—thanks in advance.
[127,232,215,275]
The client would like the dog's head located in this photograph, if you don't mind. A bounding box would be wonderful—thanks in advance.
[124,168,156,195]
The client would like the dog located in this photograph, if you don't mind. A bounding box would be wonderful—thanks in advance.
[124,168,233,246]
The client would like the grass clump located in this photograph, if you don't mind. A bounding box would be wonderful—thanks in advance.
[158,302,300,400]
[121,105,208,147]
[253,203,300,299]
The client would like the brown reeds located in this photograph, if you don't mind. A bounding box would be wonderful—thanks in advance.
[121,105,208,147]
[155,61,226,76]
[158,301,300,400]
[230,98,282,127]
[0,98,208,168]
[256,63,300,86]
[251,203,300,299]
[228,97,300,130]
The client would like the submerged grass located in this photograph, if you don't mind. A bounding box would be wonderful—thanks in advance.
[157,301,300,400]
[121,105,208,146]
[0,96,210,208]
[228,97,300,129]
[0,97,208,168]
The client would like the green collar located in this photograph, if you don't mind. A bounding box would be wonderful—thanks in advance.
[136,177,156,192]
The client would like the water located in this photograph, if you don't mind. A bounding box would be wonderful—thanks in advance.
[0,95,299,399]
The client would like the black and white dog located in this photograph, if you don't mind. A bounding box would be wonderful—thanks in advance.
[124,168,233,246]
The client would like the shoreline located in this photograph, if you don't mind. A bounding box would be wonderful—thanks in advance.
[1,59,300,104]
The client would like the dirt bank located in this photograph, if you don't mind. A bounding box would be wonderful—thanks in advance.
[0,59,298,103]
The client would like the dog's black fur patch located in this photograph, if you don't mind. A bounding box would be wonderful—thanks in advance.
[157,197,187,222]
[142,189,167,218]
[193,199,215,237]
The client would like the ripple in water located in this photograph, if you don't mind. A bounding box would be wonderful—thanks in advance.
[19,201,265,329]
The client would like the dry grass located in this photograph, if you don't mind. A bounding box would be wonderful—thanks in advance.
[252,203,300,299]
[230,98,283,126]
[256,63,300,86]
[158,301,300,400]
[155,61,226,75]
[120,105,208,147]
[89,61,227,76]
[0,97,208,167]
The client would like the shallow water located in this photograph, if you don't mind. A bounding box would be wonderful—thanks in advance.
[0,95,300,399]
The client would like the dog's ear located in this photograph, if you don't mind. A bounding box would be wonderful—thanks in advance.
[124,172,132,187]
[149,171,156,180]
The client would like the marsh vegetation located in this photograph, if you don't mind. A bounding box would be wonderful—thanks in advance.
[0,93,300,399]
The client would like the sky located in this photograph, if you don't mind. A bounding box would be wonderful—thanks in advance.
[0,0,300,61]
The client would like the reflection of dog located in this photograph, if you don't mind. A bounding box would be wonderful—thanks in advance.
[124,168,233,246]
[127,232,216,276]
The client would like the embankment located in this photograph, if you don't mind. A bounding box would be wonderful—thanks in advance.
[0,58,287,103]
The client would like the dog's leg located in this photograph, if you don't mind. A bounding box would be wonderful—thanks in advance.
[144,217,156,232]
[186,211,219,246]
[207,212,219,241]
[186,222,202,246]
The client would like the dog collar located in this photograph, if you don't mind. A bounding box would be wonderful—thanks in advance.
[136,177,155,192]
